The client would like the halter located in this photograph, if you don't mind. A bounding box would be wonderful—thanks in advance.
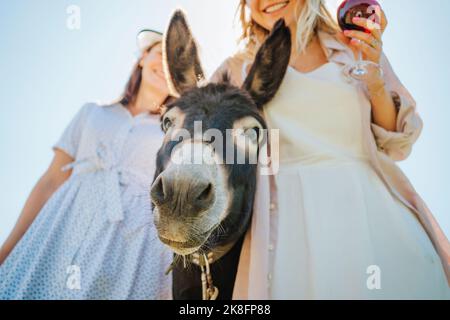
[165,239,238,300]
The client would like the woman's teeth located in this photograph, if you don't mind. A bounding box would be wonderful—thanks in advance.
[264,1,289,14]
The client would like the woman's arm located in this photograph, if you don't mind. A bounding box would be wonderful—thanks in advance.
[342,12,397,132]
[369,53,423,161]
[343,13,423,161]
[0,150,73,265]
[366,75,398,132]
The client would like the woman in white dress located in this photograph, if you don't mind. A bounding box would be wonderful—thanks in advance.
[0,30,173,299]
[213,0,449,299]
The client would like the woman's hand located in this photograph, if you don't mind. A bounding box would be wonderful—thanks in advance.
[342,9,388,91]
[341,9,398,132]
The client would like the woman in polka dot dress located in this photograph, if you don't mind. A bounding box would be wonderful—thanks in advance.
[0,30,173,300]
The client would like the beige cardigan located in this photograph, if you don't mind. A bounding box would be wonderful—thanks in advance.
[211,30,450,299]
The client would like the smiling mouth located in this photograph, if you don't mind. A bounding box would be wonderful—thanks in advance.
[263,1,290,14]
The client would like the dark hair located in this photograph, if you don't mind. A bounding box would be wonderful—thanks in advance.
[119,41,162,107]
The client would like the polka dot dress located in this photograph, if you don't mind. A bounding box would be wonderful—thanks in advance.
[0,103,173,300]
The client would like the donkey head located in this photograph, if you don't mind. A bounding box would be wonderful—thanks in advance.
[151,10,291,257]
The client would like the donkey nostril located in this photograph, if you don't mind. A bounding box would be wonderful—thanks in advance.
[196,183,213,202]
[150,176,165,204]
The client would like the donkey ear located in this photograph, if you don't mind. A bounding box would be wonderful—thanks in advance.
[242,19,291,109]
[163,10,205,97]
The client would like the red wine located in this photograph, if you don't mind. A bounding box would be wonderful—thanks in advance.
[337,0,381,33]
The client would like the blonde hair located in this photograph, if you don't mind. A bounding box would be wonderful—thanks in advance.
[238,0,339,54]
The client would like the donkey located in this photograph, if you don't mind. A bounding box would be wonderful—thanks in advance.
[150,10,291,300]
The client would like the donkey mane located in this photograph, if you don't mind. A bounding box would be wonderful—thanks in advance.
[165,82,261,120]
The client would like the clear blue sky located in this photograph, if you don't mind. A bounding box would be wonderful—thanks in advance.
[0,0,449,244]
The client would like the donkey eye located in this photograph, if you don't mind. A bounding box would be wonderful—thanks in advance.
[162,116,173,132]
[204,136,216,145]
[244,127,260,143]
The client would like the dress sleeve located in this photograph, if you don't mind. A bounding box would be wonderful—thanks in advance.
[370,52,423,161]
[53,103,95,158]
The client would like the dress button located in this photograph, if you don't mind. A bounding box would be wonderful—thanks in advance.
[270,203,276,213]
[267,273,272,281]
[268,244,274,251]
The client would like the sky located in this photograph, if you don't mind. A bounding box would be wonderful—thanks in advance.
[0,0,449,244]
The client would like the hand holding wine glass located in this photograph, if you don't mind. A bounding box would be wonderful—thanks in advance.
[338,0,387,84]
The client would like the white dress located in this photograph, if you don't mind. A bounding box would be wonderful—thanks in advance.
[267,63,449,299]
[0,103,172,300]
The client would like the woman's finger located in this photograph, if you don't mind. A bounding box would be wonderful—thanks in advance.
[350,38,380,62]
[371,8,387,39]
[344,30,381,48]
[380,9,388,32]
[352,16,381,34]
[351,16,382,41]
[370,27,382,42]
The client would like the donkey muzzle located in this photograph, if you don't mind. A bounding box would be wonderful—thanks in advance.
[151,164,215,218]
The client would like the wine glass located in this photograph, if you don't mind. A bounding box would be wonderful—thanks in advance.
[337,0,382,80]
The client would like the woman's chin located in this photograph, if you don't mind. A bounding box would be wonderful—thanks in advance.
[142,77,169,97]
